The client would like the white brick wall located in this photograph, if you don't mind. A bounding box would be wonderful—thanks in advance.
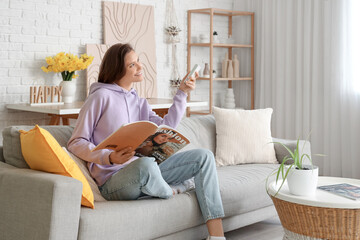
[0,0,236,144]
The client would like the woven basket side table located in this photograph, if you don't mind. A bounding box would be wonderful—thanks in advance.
[268,177,360,240]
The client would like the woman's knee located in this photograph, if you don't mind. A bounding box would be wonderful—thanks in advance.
[133,157,160,175]
[190,149,215,165]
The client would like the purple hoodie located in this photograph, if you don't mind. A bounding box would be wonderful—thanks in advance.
[68,82,187,186]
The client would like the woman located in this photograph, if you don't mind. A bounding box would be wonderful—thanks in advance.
[68,43,225,240]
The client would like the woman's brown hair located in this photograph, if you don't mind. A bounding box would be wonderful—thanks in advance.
[98,43,134,84]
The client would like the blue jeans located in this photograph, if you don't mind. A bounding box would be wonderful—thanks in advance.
[99,149,225,222]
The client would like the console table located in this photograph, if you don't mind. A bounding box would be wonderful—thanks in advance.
[7,98,208,125]
[268,176,360,240]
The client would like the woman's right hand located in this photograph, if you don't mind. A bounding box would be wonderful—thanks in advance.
[109,147,135,165]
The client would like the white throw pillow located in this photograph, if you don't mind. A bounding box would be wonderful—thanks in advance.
[62,147,106,202]
[213,107,277,166]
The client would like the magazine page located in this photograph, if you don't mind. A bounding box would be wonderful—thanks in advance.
[135,126,190,164]
[92,121,158,152]
[318,183,360,201]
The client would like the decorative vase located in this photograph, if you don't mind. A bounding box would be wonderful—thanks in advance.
[203,63,210,78]
[223,88,236,109]
[222,53,228,78]
[286,165,319,196]
[59,80,76,103]
[233,54,240,78]
[227,60,234,78]
[213,35,219,43]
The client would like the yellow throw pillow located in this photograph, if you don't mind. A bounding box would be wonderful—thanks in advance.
[19,125,94,209]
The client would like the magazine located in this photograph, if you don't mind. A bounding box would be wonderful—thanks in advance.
[318,183,360,201]
[91,121,190,164]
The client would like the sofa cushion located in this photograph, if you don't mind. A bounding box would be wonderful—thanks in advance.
[20,125,94,209]
[77,164,278,240]
[2,125,74,168]
[78,192,203,240]
[213,107,277,166]
[217,164,278,216]
[177,115,216,154]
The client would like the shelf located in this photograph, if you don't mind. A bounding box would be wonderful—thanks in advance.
[190,43,253,48]
[188,8,254,16]
[186,8,255,116]
[197,77,252,81]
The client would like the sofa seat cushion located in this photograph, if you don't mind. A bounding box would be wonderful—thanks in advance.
[78,193,204,240]
[77,164,279,240]
[217,164,279,217]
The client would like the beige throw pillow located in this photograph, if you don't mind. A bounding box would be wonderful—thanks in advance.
[213,107,277,166]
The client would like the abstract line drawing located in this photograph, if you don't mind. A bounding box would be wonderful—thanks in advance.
[102,1,157,98]
[85,44,111,96]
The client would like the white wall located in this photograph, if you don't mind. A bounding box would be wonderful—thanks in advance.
[0,0,235,143]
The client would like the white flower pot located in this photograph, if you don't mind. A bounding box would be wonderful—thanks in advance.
[213,35,219,43]
[286,165,319,196]
[59,80,76,103]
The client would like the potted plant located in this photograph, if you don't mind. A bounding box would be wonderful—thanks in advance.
[213,31,219,43]
[268,137,323,197]
[41,52,93,103]
[212,70,217,78]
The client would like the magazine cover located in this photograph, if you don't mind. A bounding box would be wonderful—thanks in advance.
[91,121,190,164]
[91,121,159,152]
[318,183,360,201]
[135,127,190,164]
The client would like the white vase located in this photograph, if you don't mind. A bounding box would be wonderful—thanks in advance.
[203,63,210,78]
[233,54,240,78]
[213,35,219,43]
[223,88,236,109]
[222,53,228,78]
[59,80,76,103]
[286,165,319,196]
[227,60,234,78]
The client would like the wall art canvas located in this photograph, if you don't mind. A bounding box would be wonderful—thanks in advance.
[102,1,157,98]
[86,44,111,96]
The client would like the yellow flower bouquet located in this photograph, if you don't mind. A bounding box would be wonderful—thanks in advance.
[41,52,94,81]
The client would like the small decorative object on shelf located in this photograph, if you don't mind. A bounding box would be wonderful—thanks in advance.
[212,70,217,78]
[227,60,234,78]
[223,88,236,109]
[222,52,229,78]
[203,63,210,78]
[41,52,94,103]
[213,31,219,43]
[233,54,240,78]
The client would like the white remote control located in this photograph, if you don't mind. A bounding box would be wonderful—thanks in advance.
[184,64,201,83]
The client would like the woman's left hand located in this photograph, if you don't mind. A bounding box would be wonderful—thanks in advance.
[179,71,198,94]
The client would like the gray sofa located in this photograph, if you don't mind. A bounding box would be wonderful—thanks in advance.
[0,115,311,240]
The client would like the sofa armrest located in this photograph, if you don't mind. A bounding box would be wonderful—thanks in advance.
[0,162,82,240]
[272,138,312,165]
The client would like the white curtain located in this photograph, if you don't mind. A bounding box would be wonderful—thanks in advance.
[233,0,360,178]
